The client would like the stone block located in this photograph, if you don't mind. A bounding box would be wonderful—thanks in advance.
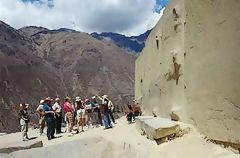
[136,117,180,140]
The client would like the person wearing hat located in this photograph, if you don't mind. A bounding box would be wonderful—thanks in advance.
[52,98,62,134]
[132,100,142,121]
[98,95,115,124]
[125,102,133,124]
[75,97,85,133]
[42,97,56,140]
[63,97,74,136]
[36,100,46,135]
[97,95,113,129]
[84,98,93,129]
[91,96,101,127]
[19,103,30,141]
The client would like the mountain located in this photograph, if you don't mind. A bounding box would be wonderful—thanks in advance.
[0,21,135,133]
[91,30,151,54]
[0,21,65,133]
[30,30,136,106]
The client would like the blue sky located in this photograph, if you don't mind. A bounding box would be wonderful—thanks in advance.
[1,0,168,35]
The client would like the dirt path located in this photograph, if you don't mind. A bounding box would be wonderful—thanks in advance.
[0,117,239,158]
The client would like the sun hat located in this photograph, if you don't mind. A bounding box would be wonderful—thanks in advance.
[102,95,108,99]
[76,96,81,102]
[55,98,60,102]
[40,100,44,104]
[65,96,71,101]
[20,103,29,108]
[45,97,52,101]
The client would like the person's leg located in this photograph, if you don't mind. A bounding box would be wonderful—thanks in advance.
[98,110,103,126]
[20,119,27,141]
[109,111,115,123]
[46,117,51,140]
[25,123,29,139]
[58,113,62,133]
[106,113,112,128]
[55,116,58,133]
[132,112,135,121]
[103,114,108,129]
[39,118,43,135]
[51,117,55,138]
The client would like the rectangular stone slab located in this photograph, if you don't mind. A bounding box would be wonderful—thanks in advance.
[0,140,43,154]
[136,117,179,140]
[144,117,179,140]
[135,116,154,135]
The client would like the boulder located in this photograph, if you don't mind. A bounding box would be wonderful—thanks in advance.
[135,116,154,135]
[136,117,180,140]
[0,140,43,154]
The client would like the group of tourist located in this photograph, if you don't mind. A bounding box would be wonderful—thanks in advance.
[18,95,117,141]
[18,95,142,141]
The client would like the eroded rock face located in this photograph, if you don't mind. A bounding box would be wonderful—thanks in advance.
[135,0,240,144]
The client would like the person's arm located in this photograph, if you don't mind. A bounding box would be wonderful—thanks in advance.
[97,96,103,101]
[20,110,29,121]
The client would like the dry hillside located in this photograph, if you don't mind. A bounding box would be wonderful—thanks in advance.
[0,21,135,133]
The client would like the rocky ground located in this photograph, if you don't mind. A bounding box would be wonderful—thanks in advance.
[0,117,239,158]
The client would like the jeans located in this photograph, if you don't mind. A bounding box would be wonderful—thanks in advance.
[103,113,112,129]
[46,116,55,139]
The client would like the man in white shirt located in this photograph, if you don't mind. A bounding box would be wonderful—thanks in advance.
[52,98,62,134]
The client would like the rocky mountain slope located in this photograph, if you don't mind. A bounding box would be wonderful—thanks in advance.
[91,30,151,53]
[0,21,65,133]
[0,21,135,133]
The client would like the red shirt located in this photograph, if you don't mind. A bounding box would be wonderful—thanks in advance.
[64,101,73,113]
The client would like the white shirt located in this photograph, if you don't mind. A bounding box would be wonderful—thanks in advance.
[36,104,44,112]
[52,102,62,113]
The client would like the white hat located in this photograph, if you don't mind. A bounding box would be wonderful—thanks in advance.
[40,100,44,104]
[85,98,89,102]
[20,103,29,108]
[55,98,60,102]
[76,96,81,102]
[102,95,108,99]
[45,97,52,101]
[92,96,96,99]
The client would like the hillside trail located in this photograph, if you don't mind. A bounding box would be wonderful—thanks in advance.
[0,117,239,158]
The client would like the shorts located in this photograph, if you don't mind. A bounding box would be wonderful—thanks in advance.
[77,109,85,119]
[65,112,73,124]
[39,116,45,125]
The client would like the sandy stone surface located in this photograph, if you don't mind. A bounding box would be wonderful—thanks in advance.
[0,118,239,158]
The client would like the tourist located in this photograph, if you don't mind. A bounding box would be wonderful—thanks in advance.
[132,100,142,121]
[84,98,92,128]
[63,97,74,136]
[36,100,45,135]
[43,97,56,140]
[19,103,30,141]
[125,103,133,124]
[91,96,100,127]
[98,95,112,129]
[52,98,62,134]
[99,95,115,124]
[76,97,85,133]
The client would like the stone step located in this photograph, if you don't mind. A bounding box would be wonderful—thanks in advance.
[136,116,180,140]
[0,139,43,154]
